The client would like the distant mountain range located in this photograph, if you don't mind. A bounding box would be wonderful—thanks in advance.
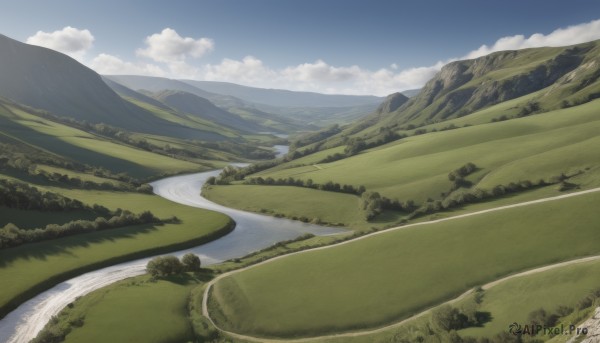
[104,75,388,127]
[180,80,384,108]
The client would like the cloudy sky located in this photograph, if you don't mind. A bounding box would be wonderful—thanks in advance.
[3,0,600,95]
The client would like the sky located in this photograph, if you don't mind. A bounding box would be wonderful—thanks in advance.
[2,0,600,95]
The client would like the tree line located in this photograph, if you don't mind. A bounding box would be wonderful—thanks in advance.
[0,210,161,249]
[0,178,106,212]
[242,176,367,195]
[0,142,153,192]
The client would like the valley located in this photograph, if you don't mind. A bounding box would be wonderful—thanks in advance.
[1,9,600,343]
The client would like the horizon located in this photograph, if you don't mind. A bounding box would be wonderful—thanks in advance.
[2,0,600,96]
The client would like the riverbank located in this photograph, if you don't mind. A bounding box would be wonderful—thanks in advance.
[0,170,344,343]
[0,218,235,320]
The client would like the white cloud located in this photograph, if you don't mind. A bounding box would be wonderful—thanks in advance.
[85,19,600,96]
[26,26,94,60]
[136,28,214,63]
[203,56,277,84]
[465,18,600,59]
[200,57,440,95]
[89,53,166,76]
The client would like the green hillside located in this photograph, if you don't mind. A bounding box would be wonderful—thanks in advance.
[205,98,600,229]
[208,190,600,338]
[0,99,205,178]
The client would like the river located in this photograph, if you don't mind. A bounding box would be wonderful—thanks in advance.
[0,166,345,343]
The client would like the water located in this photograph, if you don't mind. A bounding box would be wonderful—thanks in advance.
[273,144,289,158]
[0,168,345,343]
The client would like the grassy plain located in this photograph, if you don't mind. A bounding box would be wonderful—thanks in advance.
[459,259,600,339]
[0,188,233,318]
[208,191,600,338]
[203,184,390,229]
[0,101,204,178]
[59,274,201,343]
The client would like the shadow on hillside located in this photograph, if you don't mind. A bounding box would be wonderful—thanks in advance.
[0,114,153,178]
[0,223,161,268]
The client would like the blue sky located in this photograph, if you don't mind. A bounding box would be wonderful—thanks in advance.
[2,0,600,95]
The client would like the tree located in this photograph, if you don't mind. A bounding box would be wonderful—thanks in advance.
[146,256,183,277]
[181,253,201,272]
[361,191,383,220]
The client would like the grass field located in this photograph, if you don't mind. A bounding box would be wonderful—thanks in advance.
[459,259,600,340]
[57,274,201,343]
[0,187,233,318]
[245,99,600,205]
[0,101,205,178]
[207,191,600,338]
[203,184,396,229]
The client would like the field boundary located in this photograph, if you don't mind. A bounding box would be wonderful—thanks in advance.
[202,186,600,342]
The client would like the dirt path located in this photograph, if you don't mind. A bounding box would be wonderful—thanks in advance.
[202,186,600,342]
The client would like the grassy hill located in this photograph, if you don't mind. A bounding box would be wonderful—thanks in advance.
[0,99,206,178]
[206,97,600,228]
[207,190,600,338]
[197,41,600,340]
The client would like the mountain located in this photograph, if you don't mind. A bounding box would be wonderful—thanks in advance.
[343,40,600,139]
[0,34,232,140]
[375,92,409,114]
[181,80,384,108]
[153,90,265,133]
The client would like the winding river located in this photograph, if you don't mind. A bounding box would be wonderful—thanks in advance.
[0,163,345,343]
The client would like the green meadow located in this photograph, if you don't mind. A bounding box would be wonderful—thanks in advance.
[60,274,201,343]
[207,190,600,338]
[253,101,600,204]
[0,101,205,178]
[33,272,219,343]
[459,259,600,339]
[203,184,386,229]
[0,186,233,318]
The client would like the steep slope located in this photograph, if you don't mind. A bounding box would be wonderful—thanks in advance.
[0,34,225,140]
[375,92,409,115]
[153,90,266,133]
[181,80,383,108]
[354,39,600,133]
